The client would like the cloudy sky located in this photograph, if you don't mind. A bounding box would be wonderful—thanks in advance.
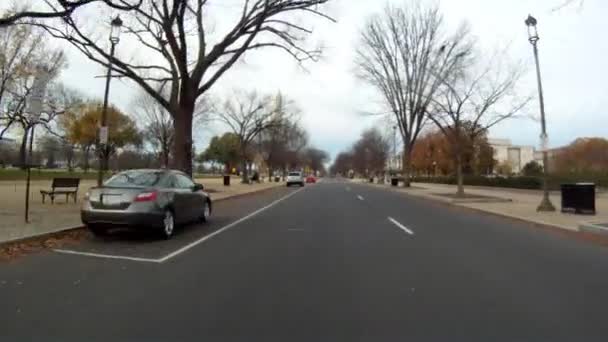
[53,0,606,160]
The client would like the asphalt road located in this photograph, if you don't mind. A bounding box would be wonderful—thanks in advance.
[2,179,608,341]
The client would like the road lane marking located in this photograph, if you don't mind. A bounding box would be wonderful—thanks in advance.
[54,187,306,264]
[357,195,364,201]
[53,249,161,263]
[157,187,305,262]
[388,217,414,235]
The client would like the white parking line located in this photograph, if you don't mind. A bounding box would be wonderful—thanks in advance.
[54,187,305,264]
[387,217,414,235]
[158,187,305,262]
[357,195,364,201]
[53,249,161,263]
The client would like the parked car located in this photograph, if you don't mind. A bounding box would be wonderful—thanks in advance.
[286,171,305,187]
[306,175,316,183]
[81,169,212,239]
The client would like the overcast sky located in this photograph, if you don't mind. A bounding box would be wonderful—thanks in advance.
[53,0,606,160]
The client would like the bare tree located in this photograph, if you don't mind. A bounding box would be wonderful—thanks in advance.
[356,2,472,186]
[257,92,306,178]
[351,127,390,178]
[216,90,285,183]
[0,1,140,26]
[34,0,334,175]
[2,47,66,168]
[0,25,44,139]
[132,91,174,168]
[302,147,329,174]
[429,52,531,196]
[133,89,212,168]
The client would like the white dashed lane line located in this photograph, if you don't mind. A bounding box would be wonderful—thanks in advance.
[387,217,414,235]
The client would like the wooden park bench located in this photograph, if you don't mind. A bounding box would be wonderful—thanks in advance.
[40,178,80,204]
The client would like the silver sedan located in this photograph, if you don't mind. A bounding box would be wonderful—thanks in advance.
[81,169,212,239]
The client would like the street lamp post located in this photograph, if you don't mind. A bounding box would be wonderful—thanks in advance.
[525,15,555,212]
[97,15,123,187]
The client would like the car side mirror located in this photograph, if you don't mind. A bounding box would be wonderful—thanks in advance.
[192,183,204,192]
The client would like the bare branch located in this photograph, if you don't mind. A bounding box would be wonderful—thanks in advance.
[0,0,141,27]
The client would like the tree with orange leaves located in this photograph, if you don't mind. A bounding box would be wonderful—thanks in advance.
[554,138,608,174]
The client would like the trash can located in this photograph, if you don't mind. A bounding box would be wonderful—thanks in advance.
[223,175,230,186]
[391,178,399,186]
[561,183,595,214]
[369,177,374,183]
[274,176,280,182]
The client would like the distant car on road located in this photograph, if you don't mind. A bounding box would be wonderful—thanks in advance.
[81,169,211,239]
[286,171,305,187]
[306,175,316,183]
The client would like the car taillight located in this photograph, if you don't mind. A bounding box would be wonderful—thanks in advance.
[134,191,158,202]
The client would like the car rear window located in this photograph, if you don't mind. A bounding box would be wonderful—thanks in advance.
[104,170,164,187]
[289,172,301,176]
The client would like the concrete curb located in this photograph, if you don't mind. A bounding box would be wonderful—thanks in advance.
[0,185,284,247]
[579,222,608,236]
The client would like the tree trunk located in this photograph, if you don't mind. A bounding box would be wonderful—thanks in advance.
[401,143,412,187]
[83,145,90,172]
[161,146,170,168]
[456,153,465,197]
[171,103,194,175]
[66,148,74,172]
[19,128,29,169]
[241,156,249,184]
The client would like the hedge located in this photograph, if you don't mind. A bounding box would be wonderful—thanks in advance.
[412,174,608,190]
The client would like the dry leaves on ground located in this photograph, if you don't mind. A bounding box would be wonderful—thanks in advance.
[0,229,88,261]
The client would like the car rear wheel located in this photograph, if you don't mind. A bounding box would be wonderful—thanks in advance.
[160,210,175,239]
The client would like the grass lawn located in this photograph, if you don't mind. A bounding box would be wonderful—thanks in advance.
[0,168,103,181]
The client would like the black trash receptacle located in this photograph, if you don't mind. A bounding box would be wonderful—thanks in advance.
[561,183,595,214]
[369,177,374,183]
[223,175,231,186]
[391,178,399,186]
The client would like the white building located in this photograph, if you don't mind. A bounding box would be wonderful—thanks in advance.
[488,138,536,174]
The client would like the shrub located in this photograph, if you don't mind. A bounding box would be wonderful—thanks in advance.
[522,161,543,176]
[412,175,541,190]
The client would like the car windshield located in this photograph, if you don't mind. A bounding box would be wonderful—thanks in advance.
[104,170,164,187]
[289,172,301,176]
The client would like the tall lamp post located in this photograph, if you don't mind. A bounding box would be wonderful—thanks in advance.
[97,15,123,187]
[525,15,556,212]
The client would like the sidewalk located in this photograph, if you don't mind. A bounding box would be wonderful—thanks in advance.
[0,177,282,244]
[362,180,608,232]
